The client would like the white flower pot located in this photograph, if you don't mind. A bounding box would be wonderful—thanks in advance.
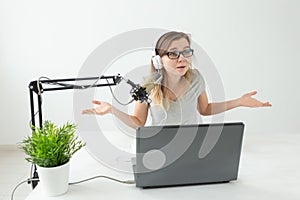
[37,162,70,196]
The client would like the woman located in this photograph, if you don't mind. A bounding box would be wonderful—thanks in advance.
[82,31,271,128]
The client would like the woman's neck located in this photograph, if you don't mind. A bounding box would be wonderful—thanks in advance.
[163,73,188,100]
[164,73,183,88]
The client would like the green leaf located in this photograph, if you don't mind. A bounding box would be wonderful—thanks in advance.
[19,120,86,167]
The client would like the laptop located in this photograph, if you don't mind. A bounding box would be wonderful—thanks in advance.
[132,122,245,188]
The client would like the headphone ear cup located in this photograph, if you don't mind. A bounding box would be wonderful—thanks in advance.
[152,55,163,70]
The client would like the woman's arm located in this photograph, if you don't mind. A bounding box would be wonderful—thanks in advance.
[198,91,272,116]
[82,100,149,129]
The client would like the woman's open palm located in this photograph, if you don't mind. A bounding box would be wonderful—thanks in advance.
[240,91,272,107]
[82,100,112,115]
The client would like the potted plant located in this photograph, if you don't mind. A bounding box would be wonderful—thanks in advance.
[20,120,86,196]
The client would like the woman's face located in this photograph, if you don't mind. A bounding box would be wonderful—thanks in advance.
[161,38,191,77]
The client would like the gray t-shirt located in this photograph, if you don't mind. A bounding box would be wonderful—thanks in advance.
[149,69,206,125]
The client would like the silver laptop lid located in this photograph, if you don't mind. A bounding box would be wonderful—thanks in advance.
[133,122,245,188]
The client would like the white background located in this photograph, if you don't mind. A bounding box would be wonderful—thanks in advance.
[0,0,299,144]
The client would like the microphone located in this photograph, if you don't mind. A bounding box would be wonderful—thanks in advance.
[122,77,151,103]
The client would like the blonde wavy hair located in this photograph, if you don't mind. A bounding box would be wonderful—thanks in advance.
[143,31,193,109]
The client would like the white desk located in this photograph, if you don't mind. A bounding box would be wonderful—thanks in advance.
[25,131,300,200]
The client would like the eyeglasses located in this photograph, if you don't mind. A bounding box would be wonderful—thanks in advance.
[163,49,194,59]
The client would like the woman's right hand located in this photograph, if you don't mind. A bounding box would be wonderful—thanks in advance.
[82,100,112,115]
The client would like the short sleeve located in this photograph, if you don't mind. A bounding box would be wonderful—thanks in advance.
[190,68,206,97]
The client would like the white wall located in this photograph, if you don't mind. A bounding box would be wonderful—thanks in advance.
[0,0,299,144]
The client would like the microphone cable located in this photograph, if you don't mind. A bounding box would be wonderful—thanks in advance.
[105,79,135,106]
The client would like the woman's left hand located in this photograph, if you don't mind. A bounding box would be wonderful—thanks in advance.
[239,91,272,107]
